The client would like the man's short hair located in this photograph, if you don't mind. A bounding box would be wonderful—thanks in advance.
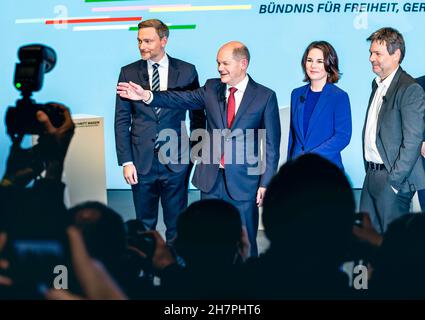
[138,19,169,39]
[367,27,405,63]
[233,45,250,65]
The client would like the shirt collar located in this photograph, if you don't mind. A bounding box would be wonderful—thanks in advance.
[227,75,249,93]
[375,66,399,89]
[148,54,169,69]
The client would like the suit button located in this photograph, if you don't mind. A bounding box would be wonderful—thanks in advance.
[301,146,305,151]
[157,120,160,124]
[151,138,155,142]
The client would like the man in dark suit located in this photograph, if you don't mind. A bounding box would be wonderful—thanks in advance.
[117,41,281,256]
[416,75,425,210]
[360,27,425,233]
[114,19,205,243]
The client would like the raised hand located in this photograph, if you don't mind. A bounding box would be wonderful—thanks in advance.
[36,103,75,163]
[117,81,150,101]
[36,103,75,180]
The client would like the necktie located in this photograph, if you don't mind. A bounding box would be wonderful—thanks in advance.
[152,63,161,150]
[227,87,237,127]
[151,63,161,113]
[221,87,238,167]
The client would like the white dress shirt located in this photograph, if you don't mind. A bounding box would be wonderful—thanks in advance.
[226,75,249,116]
[147,54,169,91]
[364,66,399,164]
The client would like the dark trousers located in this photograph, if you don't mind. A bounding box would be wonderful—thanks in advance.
[417,157,425,210]
[360,167,414,234]
[201,169,259,257]
[132,154,188,242]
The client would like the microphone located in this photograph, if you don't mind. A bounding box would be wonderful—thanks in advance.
[219,90,226,103]
[300,95,305,103]
[140,73,149,90]
[221,93,226,102]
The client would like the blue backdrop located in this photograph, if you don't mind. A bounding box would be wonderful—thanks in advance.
[1,0,425,188]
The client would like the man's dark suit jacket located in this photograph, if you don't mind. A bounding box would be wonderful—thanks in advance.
[417,76,425,91]
[115,55,205,175]
[417,76,425,141]
[147,76,281,201]
[362,67,425,193]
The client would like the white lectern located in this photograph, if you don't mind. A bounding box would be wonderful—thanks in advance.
[63,114,107,207]
[33,114,107,207]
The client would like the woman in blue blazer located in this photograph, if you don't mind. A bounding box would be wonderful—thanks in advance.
[287,41,352,169]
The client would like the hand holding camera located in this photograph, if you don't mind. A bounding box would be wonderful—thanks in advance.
[125,220,175,271]
[352,212,383,247]
[0,142,44,188]
[36,104,74,181]
[1,104,74,187]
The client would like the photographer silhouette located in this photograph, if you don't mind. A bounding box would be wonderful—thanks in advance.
[0,44,125,300]
[0,44,75,299]
[0,103,74,298]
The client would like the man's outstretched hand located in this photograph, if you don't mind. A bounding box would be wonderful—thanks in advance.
[117,81,150,101]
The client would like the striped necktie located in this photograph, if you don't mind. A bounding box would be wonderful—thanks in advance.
[152,63,161,114]
[152,63,161,151]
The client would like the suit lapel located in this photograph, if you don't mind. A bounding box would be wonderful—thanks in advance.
[231,77,257,128]
[137,60,150,89]
[160,55,179,119]
[295,85,310,142]
[217,82,227,128]
[362,80,378,147]
[167,55,179,89]
[137,60,157,119]
[304,83,331,142]
[376,67,402,135]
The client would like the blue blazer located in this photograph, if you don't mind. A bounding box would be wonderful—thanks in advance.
[147,76,281,201]
[287,83,352,169]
